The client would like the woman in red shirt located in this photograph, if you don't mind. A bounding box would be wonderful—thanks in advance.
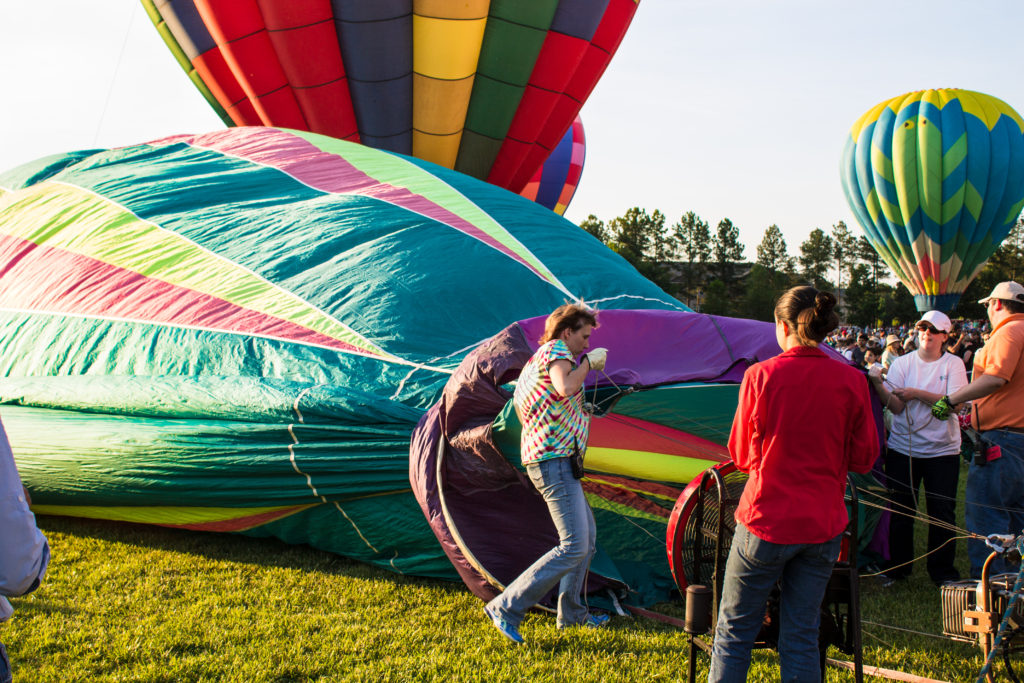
[709,286,879,683]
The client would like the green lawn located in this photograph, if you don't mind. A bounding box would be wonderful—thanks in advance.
[1,503,989,682]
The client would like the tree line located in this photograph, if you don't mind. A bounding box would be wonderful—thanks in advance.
[579,209,1024,326]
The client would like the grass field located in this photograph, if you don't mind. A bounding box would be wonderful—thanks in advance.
[1,504,992,682]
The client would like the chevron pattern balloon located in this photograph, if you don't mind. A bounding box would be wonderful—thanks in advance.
[840,88,1024,311]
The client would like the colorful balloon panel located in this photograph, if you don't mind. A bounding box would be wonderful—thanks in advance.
[519,115,585,214]
[840,88,1024,311]
[0,126,690,586]
[142,0,639,193]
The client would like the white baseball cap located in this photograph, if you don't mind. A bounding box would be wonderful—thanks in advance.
[978,281,1024,305]
[916,310,951,333]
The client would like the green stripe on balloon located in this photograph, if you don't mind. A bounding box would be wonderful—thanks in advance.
[292,130,571,297]
[0,181,397,362]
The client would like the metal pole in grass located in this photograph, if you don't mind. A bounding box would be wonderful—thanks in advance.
[684,585,712,683]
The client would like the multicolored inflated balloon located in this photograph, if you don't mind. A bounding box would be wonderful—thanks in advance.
[519,115,585,215]
[142,0,638,194]
[840,88,1024,311]
[0,126,699,593]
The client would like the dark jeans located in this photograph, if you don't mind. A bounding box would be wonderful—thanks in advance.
[0,642,9,683]
[709,523,841,682]
[884,449,959,582]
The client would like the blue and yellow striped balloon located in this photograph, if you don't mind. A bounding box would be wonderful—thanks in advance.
[840,89,1024,311]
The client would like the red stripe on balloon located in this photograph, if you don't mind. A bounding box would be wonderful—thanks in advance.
[582,479,674,519]
[157,506,309,532]
[260,0,360,142]
[585,472,685,501]
[917,254,943,282]
[487,30,590,191]
[588,414,728,462]
[193,0,307,129]
[524,0,639,191]
[193,49,262,126]
[0,234,365,355]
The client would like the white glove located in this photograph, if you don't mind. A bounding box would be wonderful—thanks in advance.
[585,347,608,372]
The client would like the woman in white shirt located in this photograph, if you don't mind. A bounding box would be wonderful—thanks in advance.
[868,310,967,585]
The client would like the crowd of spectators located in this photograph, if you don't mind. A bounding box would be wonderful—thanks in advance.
[826,320,988,374]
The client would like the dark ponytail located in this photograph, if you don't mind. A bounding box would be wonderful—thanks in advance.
[774,286,839,346]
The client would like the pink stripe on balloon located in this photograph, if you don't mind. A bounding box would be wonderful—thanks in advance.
[149,128,546,280]
[0,234,365,355]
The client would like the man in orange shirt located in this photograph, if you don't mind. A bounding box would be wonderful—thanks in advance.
[938,281,1024,577]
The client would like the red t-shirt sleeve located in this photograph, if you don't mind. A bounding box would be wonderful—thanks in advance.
[729,367,759,473]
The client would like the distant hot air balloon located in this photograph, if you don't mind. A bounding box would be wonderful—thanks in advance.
[840,88,1024,312]
[142,0,638,194]
[519,114,585,215]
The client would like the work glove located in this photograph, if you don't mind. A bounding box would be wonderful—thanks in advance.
[931,396,952,421]
[585,347,608,372]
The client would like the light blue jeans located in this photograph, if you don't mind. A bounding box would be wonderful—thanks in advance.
[709,523,841,683]
[486,456,596,628]
[966,429,1024,577]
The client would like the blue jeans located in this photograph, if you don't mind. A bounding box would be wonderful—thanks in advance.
[486,456,596,628]
[0,642,10,683]
[709,523,841,683]
[966,430,1024,577]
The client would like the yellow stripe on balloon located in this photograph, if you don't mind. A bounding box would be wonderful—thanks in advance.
[849,99,892,144]
[585,447,720,486]
[411,4,488,168]
[957,89,1024,132]
[412,74,475,168]
[865,187,882,225]
[31,503,313,525]
[869,144,895,185]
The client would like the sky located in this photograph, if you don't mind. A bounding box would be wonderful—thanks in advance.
[3,1,1024,260]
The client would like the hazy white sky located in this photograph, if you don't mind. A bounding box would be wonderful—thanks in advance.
[3,1,1023,259]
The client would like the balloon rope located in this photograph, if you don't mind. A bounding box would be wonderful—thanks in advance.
[858,534,975,578]
[94,3,137,146]
[856,494,977,538]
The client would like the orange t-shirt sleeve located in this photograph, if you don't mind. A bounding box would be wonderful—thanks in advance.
[979,327,1024,381]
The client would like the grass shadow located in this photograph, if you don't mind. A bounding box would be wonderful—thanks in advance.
[34,514,463,594]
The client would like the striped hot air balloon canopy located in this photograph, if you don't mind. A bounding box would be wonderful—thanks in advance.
[142,0,638,194]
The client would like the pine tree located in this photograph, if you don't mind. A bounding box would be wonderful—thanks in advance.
[756,224,792,274]
[831,221,856,290]
[671,212,711,304]
[712,218,745,284]
[799,228,833,289]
